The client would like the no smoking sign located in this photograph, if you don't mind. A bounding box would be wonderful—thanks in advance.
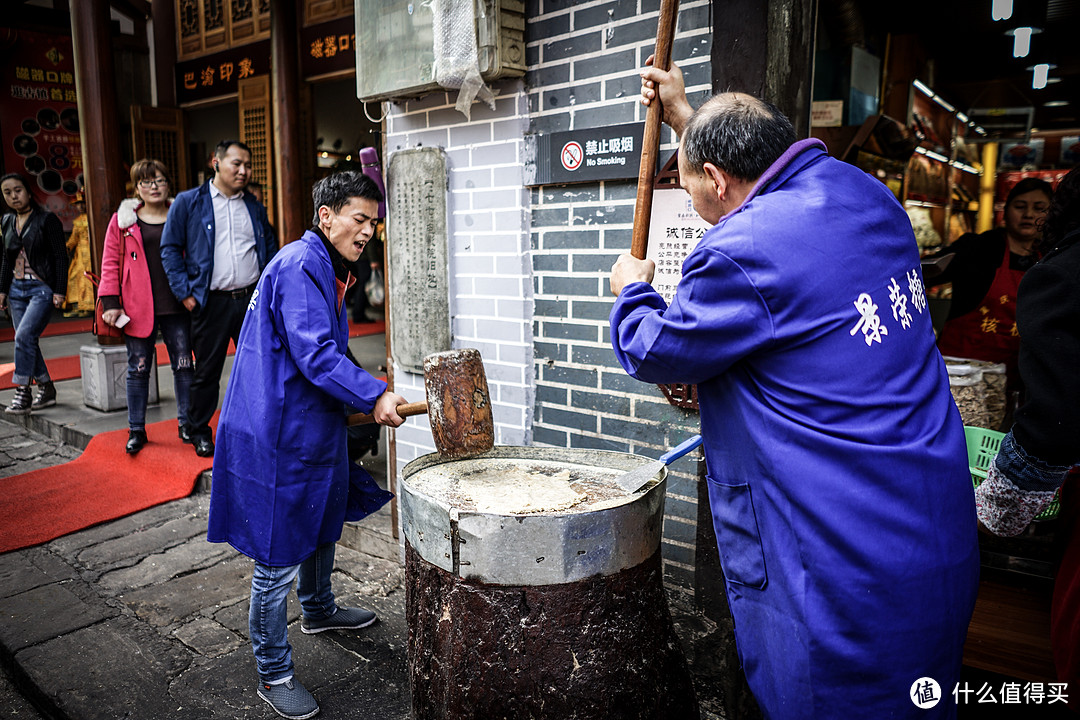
[560,141,583,171]
[525,123,642,185]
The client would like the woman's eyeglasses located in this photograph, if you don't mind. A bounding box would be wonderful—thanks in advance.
[137,178,168,189]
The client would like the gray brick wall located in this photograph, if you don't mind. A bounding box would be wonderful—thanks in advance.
[380,1,715,598]
[526,0,713,593]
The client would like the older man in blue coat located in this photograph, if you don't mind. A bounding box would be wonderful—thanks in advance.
[208,171,405,720]
[613,69,980,718]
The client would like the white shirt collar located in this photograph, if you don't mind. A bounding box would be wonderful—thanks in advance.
[209,181,244,201]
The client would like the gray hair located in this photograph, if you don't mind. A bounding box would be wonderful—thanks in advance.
[681,93,796,182]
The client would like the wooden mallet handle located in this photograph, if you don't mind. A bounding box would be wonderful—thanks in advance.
[346,401,428,427]
[630,0,680,260]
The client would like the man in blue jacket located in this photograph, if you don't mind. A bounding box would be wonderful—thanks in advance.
[613,66,980,718]
[208,171,406,720]
[161,140,277,457]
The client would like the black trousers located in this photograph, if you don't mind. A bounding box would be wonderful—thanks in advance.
[185,286,253,441]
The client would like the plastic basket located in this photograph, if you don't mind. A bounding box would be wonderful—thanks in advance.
[964,426,1059,522]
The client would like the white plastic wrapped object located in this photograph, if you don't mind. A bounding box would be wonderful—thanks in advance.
[431,0,495,119]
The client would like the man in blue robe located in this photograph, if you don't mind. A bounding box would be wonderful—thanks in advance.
[611,68,980,718]
[208,171,406,720]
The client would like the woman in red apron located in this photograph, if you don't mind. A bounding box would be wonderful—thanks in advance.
[936,241,1025,384]
[933,177,1053,390]
[974,166,1080,711]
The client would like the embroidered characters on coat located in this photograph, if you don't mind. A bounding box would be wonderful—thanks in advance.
[850,267,927,347]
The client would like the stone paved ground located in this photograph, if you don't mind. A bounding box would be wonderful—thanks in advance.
[0,417,729,719]
[0,420,80,476]
[0,419,411,720]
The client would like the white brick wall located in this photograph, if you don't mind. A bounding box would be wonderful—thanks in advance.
[385,81,534,472]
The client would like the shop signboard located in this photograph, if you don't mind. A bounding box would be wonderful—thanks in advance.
[301,17,356,80]
[525,122,645,185]
[999,139,1045,170]
[175,41,270,105]
[0,28,82,230]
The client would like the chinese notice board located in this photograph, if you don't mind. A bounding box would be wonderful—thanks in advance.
[645,188,713,304]
[0,28,82,230]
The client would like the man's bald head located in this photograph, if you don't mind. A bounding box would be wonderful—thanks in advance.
[681,92,796,182]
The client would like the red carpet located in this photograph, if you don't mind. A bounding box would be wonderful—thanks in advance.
[0,320,385,390]
[0,317,92,343]
[0,414,219,554]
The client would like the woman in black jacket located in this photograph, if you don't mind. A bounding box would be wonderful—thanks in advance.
[975,164,1080,711]
[0,173,69,414]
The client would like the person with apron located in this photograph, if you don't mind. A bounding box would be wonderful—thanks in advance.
[932,177,1053,391]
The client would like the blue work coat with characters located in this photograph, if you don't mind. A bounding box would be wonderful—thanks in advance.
[207,230,391,567]
[611,140,979,719]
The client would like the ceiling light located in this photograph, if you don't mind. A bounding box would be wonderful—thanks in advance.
[1044,100,1069,107]
[1006,27,1041,58]
[1032,63,1050,89]
[933,95,956,112]
[992,0,1013,21]
[914,146,950,163]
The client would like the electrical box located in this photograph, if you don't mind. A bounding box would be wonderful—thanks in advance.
[355,0,525,103]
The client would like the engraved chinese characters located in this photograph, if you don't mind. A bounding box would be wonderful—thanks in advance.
[387,148,452,373]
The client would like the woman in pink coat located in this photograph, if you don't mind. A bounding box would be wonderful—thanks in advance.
[99,159,193,454]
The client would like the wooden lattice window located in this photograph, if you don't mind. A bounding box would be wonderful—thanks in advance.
[239,75,273,225]
[131,106,190,193]
[304,0,353,26]
[176,0,270,60]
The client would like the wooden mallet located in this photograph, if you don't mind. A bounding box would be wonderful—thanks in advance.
[347,348,494,458]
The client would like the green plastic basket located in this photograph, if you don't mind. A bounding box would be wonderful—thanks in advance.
[964,426,1059,522]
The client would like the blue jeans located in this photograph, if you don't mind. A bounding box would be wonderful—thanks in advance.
[124,314,194,432]
[249,542,338,683]
[7,279,54,386]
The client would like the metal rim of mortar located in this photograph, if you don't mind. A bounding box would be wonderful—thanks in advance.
[400,446,667,586]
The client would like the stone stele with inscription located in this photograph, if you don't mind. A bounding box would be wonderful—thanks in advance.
[386,147,452,373]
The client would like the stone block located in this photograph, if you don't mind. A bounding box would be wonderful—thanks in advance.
[15,615,190,720]
[0,549,77,600]
[0,583,111,652]
[79,343,158,412]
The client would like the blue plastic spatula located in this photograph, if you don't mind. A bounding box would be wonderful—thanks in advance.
[615,434,704,493]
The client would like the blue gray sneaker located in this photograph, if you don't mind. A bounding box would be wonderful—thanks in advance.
[300,606,378,635]
[257,678,319,719]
